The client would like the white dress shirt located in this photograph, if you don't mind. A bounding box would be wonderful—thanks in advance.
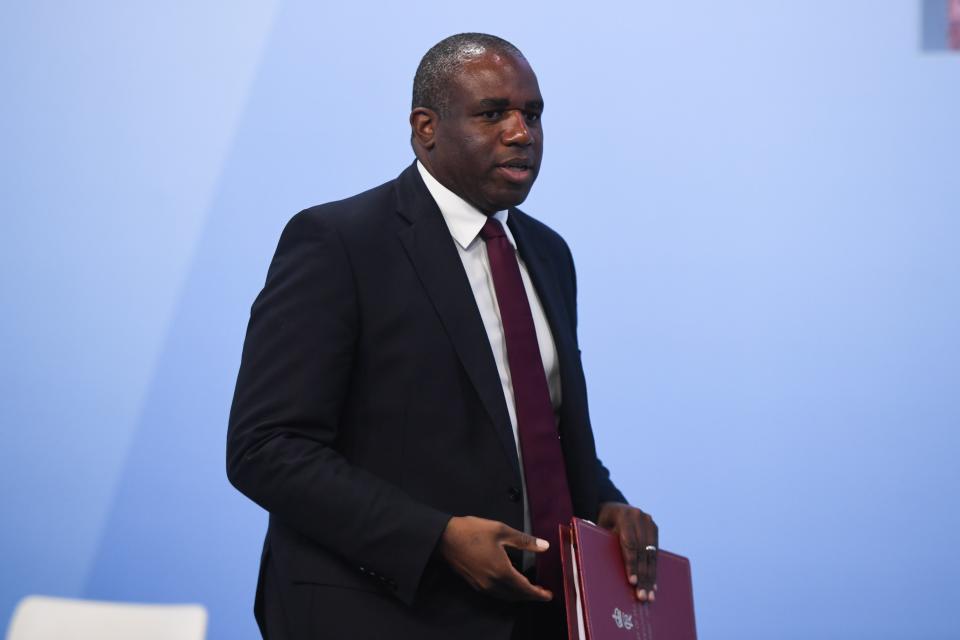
[417,161,562,558]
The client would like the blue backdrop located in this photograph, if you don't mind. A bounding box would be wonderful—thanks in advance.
[2,2,958,639]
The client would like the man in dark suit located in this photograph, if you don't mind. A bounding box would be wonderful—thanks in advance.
[227,33,658,639]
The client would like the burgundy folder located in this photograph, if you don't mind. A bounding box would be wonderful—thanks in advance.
[559,518,697,640]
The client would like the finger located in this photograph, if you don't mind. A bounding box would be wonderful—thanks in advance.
[646,549,658,591]
[493,566,554,602]
[644,514,660,590]
[499,525,550,554]
[619,527,640,587]
[637,515,658,592]
[638,547,655,592]
[636,548,654,602]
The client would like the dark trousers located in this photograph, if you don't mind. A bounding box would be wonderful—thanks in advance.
[511,601,568,639]
[262,557,568,639]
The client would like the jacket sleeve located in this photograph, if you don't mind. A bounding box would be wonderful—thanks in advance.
[226,210,450,606]
[561,236,629,509]
[596,459,628,505]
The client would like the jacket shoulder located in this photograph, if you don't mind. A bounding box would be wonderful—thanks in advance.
[290,176,398,235]
[511,207,574,259]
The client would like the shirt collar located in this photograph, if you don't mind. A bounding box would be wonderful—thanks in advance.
[417,160,517,251]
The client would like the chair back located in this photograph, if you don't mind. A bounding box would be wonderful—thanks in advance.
[6,596,207,640]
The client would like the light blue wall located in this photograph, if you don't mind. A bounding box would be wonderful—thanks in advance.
[2,2,958,639]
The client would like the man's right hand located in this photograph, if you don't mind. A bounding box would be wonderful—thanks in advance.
[438,516,553,602]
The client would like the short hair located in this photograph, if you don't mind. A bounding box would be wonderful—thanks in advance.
[412,33,525,116]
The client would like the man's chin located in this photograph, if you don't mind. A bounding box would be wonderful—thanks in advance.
[485,185,535,213]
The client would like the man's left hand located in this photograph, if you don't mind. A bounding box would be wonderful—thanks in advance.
[597,502,658,602]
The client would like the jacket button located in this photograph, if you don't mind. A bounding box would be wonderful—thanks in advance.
[508,487,522,502]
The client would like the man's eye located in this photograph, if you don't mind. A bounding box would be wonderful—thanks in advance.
[482,110,503,120]
[525,112,541,123]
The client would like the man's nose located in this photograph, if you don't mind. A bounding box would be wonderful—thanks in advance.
[502,110,533,146]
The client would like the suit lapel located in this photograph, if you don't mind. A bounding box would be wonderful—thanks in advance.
[394,165,521,477]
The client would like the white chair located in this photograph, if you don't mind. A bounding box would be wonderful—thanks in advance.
[6,596,207,640]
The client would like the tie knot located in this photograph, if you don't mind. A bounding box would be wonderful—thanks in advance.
[479,217,506,241]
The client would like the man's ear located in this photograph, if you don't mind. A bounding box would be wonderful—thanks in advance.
[410,107,438,150]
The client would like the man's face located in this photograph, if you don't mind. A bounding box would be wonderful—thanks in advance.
[424,51,544,214]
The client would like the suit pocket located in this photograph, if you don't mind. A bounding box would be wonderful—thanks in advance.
[270,523,387,595]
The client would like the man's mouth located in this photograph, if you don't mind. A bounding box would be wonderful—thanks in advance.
[496,160,534,183]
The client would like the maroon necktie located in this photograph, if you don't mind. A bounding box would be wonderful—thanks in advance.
[479,217,574,598]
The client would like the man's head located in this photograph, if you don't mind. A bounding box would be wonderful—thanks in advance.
[410,33,543,215]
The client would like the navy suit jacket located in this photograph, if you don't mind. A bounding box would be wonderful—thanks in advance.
[227,162,625,639]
